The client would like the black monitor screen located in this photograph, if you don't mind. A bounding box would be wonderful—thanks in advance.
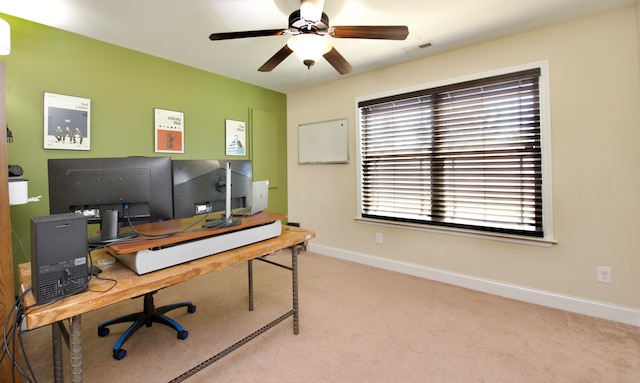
[47,156,174,225]
[172,160,252,219]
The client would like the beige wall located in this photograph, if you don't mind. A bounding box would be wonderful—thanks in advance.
[287,6,640,309]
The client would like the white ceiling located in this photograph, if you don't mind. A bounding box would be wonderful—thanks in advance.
[0,0,637,94]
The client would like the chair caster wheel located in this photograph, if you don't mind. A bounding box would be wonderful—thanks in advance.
[98,327,109,337]
[188,305,196,313]
[177,330,189,340]
[113,348,126,360]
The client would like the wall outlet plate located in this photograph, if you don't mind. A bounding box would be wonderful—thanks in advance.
[597,266,612,284]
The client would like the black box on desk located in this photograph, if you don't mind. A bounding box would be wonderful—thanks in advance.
[30,213,89,304]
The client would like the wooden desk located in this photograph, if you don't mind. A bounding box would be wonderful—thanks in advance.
[19,215,315,383]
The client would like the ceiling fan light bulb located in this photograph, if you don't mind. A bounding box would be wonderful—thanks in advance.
[287,34,332,68]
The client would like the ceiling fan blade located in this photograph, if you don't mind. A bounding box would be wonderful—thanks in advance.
[209,29,287,41]
[300,0,325,21]
[323,47,353,75]
[258,45,294,72]
[329,25,409,40]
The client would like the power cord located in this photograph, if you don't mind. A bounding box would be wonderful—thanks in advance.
[2,287,38,383]
[86,251,117,293]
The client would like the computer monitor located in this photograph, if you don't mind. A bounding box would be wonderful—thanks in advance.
[47,156,174,226]
[172,159,252,219]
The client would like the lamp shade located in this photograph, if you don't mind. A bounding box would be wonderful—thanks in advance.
[0,18,10,55]
[287,34,332,68]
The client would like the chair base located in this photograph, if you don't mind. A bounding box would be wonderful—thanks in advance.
[97,291,196,360]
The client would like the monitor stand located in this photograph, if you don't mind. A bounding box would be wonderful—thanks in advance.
[88,209,137,245]
[203,161,241,229]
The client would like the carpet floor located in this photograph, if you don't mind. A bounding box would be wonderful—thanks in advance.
[19,250,640,382]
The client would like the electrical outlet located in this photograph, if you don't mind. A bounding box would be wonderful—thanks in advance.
[597,266,612,284]
[375,232,383,244]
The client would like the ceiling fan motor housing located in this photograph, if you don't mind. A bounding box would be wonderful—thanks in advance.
[289,10,329,34]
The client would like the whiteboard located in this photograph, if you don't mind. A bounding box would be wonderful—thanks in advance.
[298,118,349,164]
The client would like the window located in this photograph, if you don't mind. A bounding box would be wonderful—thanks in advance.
[358,65,551,239]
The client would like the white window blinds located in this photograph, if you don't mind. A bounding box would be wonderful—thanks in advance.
[358,68,543,237]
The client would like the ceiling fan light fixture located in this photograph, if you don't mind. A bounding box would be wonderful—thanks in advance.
[287,34,332,69]
[209,0,407,75]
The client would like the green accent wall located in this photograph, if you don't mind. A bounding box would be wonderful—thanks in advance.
[1,14,288,290]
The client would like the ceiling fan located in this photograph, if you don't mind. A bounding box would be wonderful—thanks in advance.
[208,0,409,75]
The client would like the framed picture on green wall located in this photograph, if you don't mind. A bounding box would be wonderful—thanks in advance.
[225,119,246,156]
[154,108,184,153]
[43,92,91,150]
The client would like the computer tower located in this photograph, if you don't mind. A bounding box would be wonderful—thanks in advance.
[30,213,89,304]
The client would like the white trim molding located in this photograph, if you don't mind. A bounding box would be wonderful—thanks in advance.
[308,243,640,327]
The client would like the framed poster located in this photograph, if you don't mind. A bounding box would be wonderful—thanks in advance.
[154,108,184,153]
[43,92,91,150]
[225,119,246,156]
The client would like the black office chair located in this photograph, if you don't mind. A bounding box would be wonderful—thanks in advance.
[97,291,196,360]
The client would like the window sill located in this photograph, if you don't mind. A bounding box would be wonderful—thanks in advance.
[355,217,557,248]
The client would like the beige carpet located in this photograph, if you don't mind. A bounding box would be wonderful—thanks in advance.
[20,250,640,382]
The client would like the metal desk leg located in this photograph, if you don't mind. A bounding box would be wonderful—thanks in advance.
[52,316,83,383]
[168,244,305,383]
[248,259,254,311]
[69,315,82,383]
[292,245,299,335]
[52,322,63,383]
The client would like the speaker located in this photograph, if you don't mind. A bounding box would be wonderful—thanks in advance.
[30,213,89,304]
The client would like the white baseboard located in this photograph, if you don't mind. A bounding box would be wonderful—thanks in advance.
[308,243,640,327]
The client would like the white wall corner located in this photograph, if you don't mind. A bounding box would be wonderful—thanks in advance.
[307,243,640,327]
